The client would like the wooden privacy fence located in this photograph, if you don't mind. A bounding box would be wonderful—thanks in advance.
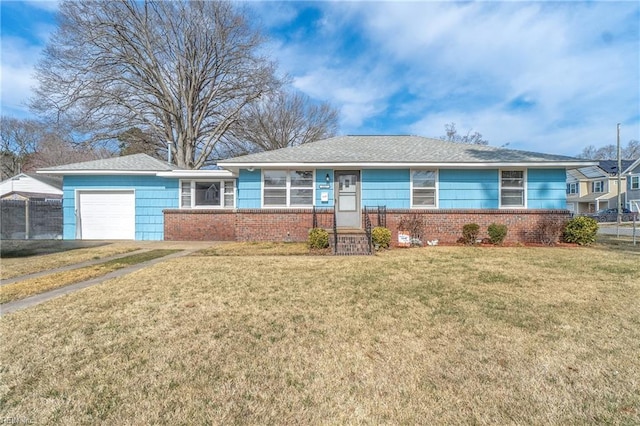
[1,199,63,239]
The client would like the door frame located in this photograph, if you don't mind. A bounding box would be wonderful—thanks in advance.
[334,170,361,228]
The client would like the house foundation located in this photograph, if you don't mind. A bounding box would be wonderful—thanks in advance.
[163,209,572,245]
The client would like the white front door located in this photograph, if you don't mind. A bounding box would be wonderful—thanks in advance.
[335,171,361,228]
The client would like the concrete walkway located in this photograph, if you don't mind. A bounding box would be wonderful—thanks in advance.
[0,248,199,316]
[1,248,151,286]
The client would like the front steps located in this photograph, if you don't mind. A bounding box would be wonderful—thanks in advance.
[328,228,372,255]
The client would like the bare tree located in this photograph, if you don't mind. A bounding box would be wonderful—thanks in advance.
[118,127,161,158]
[578,140,640,160]
[0,116,44,179]
[440,122,488,145]
[26,133,112,171]
[31,0,280,169]
[224,90,339,156]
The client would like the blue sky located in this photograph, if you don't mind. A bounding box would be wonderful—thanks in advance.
[1,1,639,156]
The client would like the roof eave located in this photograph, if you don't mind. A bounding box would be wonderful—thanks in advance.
[218,161,598,169]
[36,170,162,176]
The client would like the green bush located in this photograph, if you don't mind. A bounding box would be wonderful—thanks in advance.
[462,223,480,245]
[487,223,508,245]
[308,228,329,249]
[563,216,598,245]
[371,226,391,249]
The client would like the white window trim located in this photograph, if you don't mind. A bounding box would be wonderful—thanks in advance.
[631,175,640,190]
[410,169,438,208]
[179,179,235,209]
[592,180,605,193]
[567,182,579,195]
[499,169,527,209]
[261,170,315,208]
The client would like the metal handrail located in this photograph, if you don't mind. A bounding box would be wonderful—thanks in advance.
[364,206,373,254]
[332,205,338,254]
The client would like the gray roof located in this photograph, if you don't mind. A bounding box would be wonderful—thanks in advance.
[40,153,173,172]
[598,160,635,175]
[218,135,588,165]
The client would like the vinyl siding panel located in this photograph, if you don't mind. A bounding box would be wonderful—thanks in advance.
[63,175,177,240]
[237,169,262,208]
[315,168,334,207]
[439,169,499,209]
[527,169,567,209]
[361,169,410,208]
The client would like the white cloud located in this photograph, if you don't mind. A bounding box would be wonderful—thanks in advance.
[0,36,44,116]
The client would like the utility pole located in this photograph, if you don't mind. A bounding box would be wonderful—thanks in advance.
[617,123,622,233]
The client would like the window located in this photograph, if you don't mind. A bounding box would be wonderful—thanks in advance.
[500,170,525,207]
[180,180,234,208]
[411,170,437,207]
[566,182,578,195]
[263,170,313,207]
[631,176,639,190]
[592,181,604,193]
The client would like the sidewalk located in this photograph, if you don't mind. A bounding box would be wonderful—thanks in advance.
[0,248,199,316]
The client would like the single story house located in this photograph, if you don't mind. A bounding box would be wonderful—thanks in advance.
[0,173,62,201]
[40,135,595,250]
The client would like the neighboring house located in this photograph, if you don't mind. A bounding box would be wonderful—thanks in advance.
[40,136,595,247]
[0,173,64,239]
[566,160,635,214]
[623,158,640,212]
[0,173,62,200]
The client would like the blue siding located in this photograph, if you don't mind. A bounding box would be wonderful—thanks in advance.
[63,175,177,240]
[237,168,262,208]
[361,169,410,208]
[439,169,499,208]
[527,168,567,209]
[315,168,334,206]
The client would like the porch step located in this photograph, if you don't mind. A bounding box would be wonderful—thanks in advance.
[328,229,372,256]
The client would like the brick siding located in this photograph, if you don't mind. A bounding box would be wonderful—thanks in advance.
[164,208,571,244]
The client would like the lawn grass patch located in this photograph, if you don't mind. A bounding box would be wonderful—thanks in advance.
[198,241,310,256]
[1,243,141,280]
[1,246,639,424]
[0,249,180,304]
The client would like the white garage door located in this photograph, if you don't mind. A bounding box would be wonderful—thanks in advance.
[78,190,135,239]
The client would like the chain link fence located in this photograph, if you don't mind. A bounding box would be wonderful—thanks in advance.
[1,199,63,239]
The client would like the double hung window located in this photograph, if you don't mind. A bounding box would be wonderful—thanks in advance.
[263,170,313,207]
[411,170,437,207]
[500,170,525,207]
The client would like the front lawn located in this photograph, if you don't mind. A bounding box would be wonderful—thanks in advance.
[1,245,638,424]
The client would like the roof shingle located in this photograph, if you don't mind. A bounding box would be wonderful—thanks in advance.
[218,135,587,165]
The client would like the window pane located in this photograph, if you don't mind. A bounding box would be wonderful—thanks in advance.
[502,171,523,188]
[264,188,286,206]
[291,171,313,187]
[290,188,313,205]
[223,181,234,207]
[412,170,436,188]
[501,189,524,206]
[264,170,286,187]
[181,181,191,207]
[195,182,220,206]
[413,189,435,206]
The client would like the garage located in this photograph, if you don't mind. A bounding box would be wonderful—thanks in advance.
[77,190,135,239]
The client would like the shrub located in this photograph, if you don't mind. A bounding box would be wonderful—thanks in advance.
[539,217,565,246]
[487,223,508,245]
[563,216,598,245]
[397,215,425,241]
[308,228,329,249]
[462,223,480,245]
[371,226,391,249]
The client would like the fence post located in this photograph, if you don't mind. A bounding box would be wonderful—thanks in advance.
[25,200,30,240]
